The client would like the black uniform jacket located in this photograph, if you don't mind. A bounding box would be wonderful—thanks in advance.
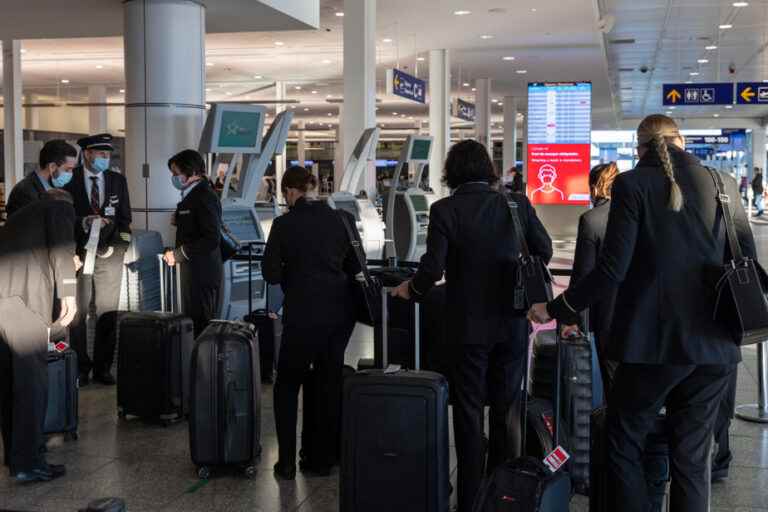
[5,172,49,218]
[550,147,756,365]
[410,182,553,347]
[572,198,615,352]
[64,166,132,256]
[262,198,359,328]
[173,179,223,288]
[0,199,77,322]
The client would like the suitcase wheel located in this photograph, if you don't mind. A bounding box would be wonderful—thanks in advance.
[197,466,211,480]
[67,431,79,441]
[243,465,257,479]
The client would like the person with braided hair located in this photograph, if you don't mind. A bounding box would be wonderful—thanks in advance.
[528,114,757,511]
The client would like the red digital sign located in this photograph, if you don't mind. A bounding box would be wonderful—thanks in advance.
[527,144,591,205]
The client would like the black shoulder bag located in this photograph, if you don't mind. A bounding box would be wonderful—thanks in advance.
[508,201,553,311]
[337,212,382,326]
[708,168,768,346]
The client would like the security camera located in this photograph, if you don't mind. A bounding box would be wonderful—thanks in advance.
[640,65,649,74]
[729,62,736,75]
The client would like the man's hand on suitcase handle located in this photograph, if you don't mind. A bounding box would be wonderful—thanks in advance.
[528,302,551,324]
[391,280,412,300]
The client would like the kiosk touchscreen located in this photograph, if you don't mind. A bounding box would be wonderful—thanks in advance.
[384,135,434,262]
[328,127,386,259]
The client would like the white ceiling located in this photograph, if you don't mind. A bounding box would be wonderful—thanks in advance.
[0,0,619,131]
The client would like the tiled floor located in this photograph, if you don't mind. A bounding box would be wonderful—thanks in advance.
[3,222,768,512]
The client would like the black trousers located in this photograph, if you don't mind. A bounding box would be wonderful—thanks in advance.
[274,321,353,467]
[607,363,734,512]
[70,249,124,375]
[180,267,221,338]
[451,321,527,512]
[713,365,738,469]
[0,297,48,473]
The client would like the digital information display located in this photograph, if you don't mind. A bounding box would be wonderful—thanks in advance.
[411,139,432,161]
[217,111,262,149]
[527,82,592,205]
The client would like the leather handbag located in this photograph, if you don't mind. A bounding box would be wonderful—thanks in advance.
[337,212,382,326]
[219,222,241,262]
[508,201,553,311]
[708,168,768,346]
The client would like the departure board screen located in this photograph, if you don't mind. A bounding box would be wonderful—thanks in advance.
[527,82,592,205]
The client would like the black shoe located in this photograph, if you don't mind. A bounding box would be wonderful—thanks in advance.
[79,372,90,387]
[93,371,116,386]
[14,465,65,483]
[299,459,331,477]
[43,463,66,478]
[711,465,729,482]
[273,461,296,481]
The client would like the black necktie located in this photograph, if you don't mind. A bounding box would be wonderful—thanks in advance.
[90,176,100,213]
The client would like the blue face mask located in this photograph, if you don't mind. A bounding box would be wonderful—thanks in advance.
[52,169,73,188]
[90,157,110,174]
[171,175,188,190]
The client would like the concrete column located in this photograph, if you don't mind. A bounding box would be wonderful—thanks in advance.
[334,110,344,192]
[753,125,767,175]
[3,39,24,192]
[342,0,377,197]
[124,0,206,242]
[429,49,450,197]
[297,119,307,166]
[503,96,518,173]
[88,85,108,133]
[475,78,491,150]
[274,81,286,204]
[25,93,40,131]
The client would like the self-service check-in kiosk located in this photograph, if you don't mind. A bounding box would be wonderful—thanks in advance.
[384,135,434,262]
[327,127,386,259]
[199,103,293,320]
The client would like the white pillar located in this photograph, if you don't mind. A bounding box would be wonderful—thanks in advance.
[274,81,286,204]
[475,78,491,150]
[334,113,344,192]
[25,93,40,131]
[88,85,108,133]
[124,0,205,242]
[342,0,377,197]
[429,49,450,197]
[297,119,307,166]
[753,125,767,175]
[3,39,24,192]
[503,96,518,173]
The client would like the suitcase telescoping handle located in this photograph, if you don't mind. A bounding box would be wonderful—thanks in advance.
[381,286,420,371]
[158,254,182,314]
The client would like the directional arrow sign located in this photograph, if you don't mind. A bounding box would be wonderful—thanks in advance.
[666,89,682,104]
[736,82,768,105]
[663,82,734,106]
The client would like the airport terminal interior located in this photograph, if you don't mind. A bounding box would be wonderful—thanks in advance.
[2,0,768,511]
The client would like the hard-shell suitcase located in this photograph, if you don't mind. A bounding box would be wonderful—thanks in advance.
[243,309,276,383]
[189,320,261,479]
[117,312,194,424]
[341,288,450,512]
[44,348,79,439]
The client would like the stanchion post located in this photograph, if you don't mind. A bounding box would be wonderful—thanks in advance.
[735,341,768,423]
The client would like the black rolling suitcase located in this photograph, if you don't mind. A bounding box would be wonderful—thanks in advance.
[117,312,194,424]
[44,347,79,440]
[189,320,261,479]
[243,309,276,383]
[341,288,450,512]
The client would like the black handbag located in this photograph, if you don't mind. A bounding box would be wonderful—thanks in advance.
[708,168,768,346]
[337,212,382,326]
[508,201,553,310]
[219,222,241,262]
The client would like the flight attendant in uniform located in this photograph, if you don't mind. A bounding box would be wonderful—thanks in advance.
[65,133,132,386]
[0,189,78,482]
[162,149,223,337]
[5,140,78,217]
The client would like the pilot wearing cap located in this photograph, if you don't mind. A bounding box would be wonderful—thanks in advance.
[64,133,132,386]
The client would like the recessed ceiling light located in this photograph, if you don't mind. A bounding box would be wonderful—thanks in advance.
[417,56,426,62]
[382,38,393,43]
[697,59,709,64]
[274,41,285,46]
[226,91,233,96]
[326,94,333,98]
[205,88,212,92]
[463,82,470,87]
[471,87,477,91]
[480,35,494,40]
[491,99,498,103]
[409,116,414,119]
[719,24,733,30]
[61,79,70,84]
[96,65,104,69]
[690,72,700,76]
[327,113,332,116]
[119,89,125,93]
[311,90,318,94]
[725,105,734,109]
[290,105,296,109]
[20,48,27,54]
[294,85,302,90]
[453,10,471,15]
[304,108,310,112]
[669,106,676,109]
[516,69,528,74]
[254,75,263,79]
[713,113,720,117]
[321,59,332,64]
[531,8,538,12]
[706,45,718,50]
[733,1,749,7]
[335,11,345,16]
[685,80,693,84]
[502,56,516,61]
[206,62,214,67]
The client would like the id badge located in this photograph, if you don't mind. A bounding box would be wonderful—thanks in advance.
[105,206,116,217]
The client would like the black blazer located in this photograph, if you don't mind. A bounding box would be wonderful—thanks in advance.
[572,198,615,355]
[64,166,132,255]
[549,147,756,365]
[5,172,48,217]
[262,198,358,328]
[173,179,223,288]
[0,198,77,322]
[411,182,553,347]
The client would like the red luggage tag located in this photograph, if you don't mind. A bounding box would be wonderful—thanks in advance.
[54,341,70,353]
[543,446,570,473]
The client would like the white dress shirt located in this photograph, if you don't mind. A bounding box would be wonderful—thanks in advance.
[84,166,106,210]
[180,179,201,201]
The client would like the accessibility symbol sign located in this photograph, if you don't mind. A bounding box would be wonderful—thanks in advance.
[736,82,768,105]
[663,82,734,106]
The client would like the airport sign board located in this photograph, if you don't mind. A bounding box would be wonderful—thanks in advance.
[453,98,476,122]
[736,82,768,105]
[662,83,734,106]
[386,68,426,104]
[684,135,731,145]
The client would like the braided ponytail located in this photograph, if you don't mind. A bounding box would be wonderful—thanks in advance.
[637,114,685,212]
